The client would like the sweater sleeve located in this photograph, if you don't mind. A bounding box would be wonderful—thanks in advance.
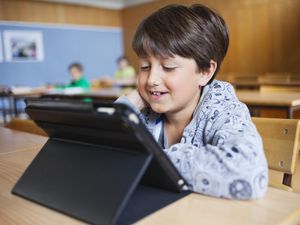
[114,95,141,115]
[163,102,268,200]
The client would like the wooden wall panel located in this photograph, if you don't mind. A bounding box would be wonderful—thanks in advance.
[0,0,122,27]
[1,0,299,78]
[122,0,300,77]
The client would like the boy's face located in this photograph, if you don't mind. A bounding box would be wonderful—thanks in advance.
[137,55,207,115]
[118,59,128,69]
[70,67,82,81]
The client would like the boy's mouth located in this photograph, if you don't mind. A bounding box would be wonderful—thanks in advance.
[149,91,168,96]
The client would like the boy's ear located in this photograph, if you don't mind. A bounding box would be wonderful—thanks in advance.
[197,60,217,86]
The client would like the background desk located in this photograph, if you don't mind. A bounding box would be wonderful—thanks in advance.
[11,89,45,117]
[0,128,300,225]
[43,90,300,118]
[1,88,124,124]
[41,88,123,102]
[1,88,46,123]
[236,91,300,118]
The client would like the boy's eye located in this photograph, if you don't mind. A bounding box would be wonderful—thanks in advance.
[140,65,150,71]
[162,66,176,72]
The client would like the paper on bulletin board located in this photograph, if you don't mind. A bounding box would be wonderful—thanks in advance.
[3,30,44,62]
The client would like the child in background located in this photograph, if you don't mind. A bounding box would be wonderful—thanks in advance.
[67,62,90,89]
[114,56,136,80]
[116,4,268,200]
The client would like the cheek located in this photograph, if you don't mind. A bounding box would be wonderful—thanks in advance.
[137,76,145,88]
[164,77,182,91]
[165,75,200,96]
[137,76,148,96]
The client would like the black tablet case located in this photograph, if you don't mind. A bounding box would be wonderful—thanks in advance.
[12,100,189,225]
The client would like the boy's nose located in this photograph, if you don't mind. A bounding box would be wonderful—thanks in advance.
[147,68,161,87]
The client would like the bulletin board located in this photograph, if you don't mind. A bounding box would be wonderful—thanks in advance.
[0,22,123,86]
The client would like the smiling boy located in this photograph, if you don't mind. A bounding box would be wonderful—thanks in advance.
[116,4,268,200]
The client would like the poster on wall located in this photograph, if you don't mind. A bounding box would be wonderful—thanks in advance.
[0,32,3,63]
[3,30,44,62]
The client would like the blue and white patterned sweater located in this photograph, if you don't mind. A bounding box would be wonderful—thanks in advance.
[116,80,268,200]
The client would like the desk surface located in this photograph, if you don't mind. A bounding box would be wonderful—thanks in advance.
[41,88,124,101]
[9,87,123,100]
[9,86,48,98]
[237,91,300,107]
[0,128,47,154]
[0,127,300,225]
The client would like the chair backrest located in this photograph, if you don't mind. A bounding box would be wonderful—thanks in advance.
[5,118,47,137]
[252,117,300,191]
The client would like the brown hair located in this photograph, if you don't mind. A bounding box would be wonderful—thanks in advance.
[68,62,83,72]
[117,55,128,63]
[132,4,229,83]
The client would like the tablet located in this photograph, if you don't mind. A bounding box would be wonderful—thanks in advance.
[12,98,190,225]
[24,98,188,192]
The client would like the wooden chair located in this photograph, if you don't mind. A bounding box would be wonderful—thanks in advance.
[252,117,300,191]
[5,118,47,137]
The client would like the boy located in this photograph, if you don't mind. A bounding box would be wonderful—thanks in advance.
[67,62,90,89]
[116,4,268,200]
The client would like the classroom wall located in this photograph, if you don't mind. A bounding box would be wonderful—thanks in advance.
[122,0,300,79]
[0,0,123,87]
[0,22,123,86]
[0,0,122,27]
[1,0,299,86]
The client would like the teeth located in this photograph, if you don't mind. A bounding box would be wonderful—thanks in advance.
[150,91,168,96]
[151,91,161,96]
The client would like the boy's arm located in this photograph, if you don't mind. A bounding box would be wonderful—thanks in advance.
[163,103,268,200]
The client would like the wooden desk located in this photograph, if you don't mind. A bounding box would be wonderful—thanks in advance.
[42,88,123,102]
[0,128,300,225]
[6,88,124,120]
[222,74,260,90]
[236,91,300,118]
[0,127,46,154]
[10,88,47,116]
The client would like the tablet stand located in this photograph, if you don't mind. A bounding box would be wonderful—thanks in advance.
[12,101,190,225]
[12,138,153,225]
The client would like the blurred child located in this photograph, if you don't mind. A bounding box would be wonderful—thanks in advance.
[67,62,90,89]
[115,4,268,200]
[114,56,136,80]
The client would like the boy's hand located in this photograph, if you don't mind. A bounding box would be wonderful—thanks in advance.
[125,89,147,110]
